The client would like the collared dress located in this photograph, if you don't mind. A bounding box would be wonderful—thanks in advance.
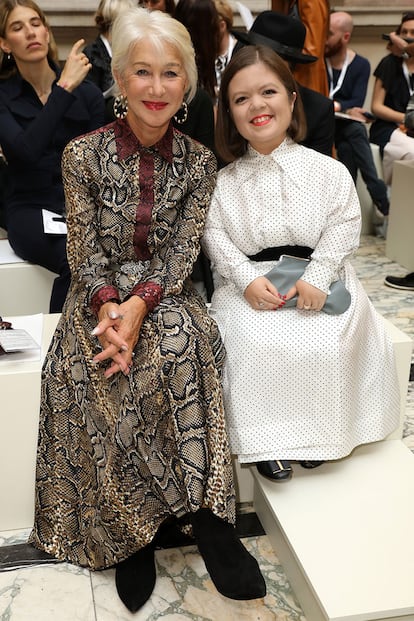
[202,138,400,464]
[28,119,235,570]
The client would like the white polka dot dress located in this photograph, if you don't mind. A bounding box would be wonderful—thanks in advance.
[202,139,400,463]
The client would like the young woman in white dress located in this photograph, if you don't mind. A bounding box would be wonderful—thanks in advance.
[202,45,400,482]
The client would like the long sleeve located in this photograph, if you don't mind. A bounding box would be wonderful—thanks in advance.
[333,55,371,110]
[203,141,361,296]
[62,125,217,312]
[0,80,104,166]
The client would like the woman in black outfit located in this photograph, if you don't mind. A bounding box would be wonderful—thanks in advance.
[0,0,104,312]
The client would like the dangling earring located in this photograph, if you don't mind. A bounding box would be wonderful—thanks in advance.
[113,94,128,119]
[7,53,10,61]
[174,100,188,125]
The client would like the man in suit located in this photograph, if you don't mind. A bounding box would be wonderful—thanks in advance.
[232,10,334,156]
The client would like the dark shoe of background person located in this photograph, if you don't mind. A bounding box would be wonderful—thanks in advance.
[256,460,293,481]
[299,460,325,469]
[191,508,266,600]
[115,543,156,612]
[373,198,389,217]
[384,272,414,291]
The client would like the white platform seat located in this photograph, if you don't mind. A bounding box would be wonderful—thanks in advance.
[386,159,414,272]
[0,238,55,316]
[356,143,385,235]
[254,440,414,621]
[0,314,411,536]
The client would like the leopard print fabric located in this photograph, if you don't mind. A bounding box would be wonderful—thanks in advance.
[28,121,236,570]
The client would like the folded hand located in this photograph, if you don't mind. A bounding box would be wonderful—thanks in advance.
[91,296,147,378]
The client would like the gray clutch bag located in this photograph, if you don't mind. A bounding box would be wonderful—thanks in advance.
[264,255,351,315]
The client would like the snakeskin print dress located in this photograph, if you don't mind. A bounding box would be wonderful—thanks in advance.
[28,120,235,570]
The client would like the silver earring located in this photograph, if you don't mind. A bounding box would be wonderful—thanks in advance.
[174,100,188,125]
[113,94,128,119]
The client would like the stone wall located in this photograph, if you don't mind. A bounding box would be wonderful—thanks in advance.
[36,0,413,109]
[37,0,269,58]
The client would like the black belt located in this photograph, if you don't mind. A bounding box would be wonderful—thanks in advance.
[247,245,313,262]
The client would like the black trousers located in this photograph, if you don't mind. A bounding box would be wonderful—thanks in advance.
[6,207,70,313]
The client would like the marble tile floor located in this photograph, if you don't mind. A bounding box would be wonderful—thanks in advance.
[0,234,413,621]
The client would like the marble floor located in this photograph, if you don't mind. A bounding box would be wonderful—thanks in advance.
[1,234,413,621]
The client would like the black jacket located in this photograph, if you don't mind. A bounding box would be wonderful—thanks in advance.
[299,84,334,156]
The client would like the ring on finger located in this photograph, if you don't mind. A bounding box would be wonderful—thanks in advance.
[258,302,265,307]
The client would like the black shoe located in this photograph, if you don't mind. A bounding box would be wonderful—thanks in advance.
[192,508,266,601]
[299,460,325,469]
[256,460,292,481]
[384,273,414,291]
[115,544,156,612]
[373,199,389,217]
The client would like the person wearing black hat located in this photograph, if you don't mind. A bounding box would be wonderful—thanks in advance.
[232,10,334,156]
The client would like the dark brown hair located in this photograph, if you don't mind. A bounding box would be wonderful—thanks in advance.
[0,0,58,78]
[397,12,414,34]
[174,0,220,99]
[215,45,307,163]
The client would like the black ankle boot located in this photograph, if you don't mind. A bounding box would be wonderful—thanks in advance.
[191,508,266,600]
[115,543,156,612]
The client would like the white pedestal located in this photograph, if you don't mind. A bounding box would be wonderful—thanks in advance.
[383,319,413,441]
[0,314,60,531]
[254,440,414,621]
[386,160,414,272]
[0,239,55,316]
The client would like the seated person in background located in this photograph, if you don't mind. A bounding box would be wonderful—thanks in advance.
[325,11,390,220]
[0,0,105,313]
[174,0,221,300]
[174,0,219,153]
[174,0,219,105]
[138,0,176,13]
[233,11,335,156]
[370,12,414,185]
[28,8,265,612]
[202,44,400,482]
[214,0,237,94]
[383,22,414,291]
[84,0,137,123]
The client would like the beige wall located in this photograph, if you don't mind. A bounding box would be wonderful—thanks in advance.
[36,0,413,110]
[37,0,271,58]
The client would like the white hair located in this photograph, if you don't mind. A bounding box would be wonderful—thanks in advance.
[111,7,197,101]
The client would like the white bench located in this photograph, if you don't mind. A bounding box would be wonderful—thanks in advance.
[1,313,413,619]
[0,313,411,534]
[0,239,55,316]
[386,159,414,272]
[254,439,414,621]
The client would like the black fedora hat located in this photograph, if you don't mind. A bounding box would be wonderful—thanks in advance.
[233,11,318,64]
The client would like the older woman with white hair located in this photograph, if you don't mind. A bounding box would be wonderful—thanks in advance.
[28,7,266,613]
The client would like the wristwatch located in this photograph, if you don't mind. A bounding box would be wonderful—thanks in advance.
[402,46,410,59]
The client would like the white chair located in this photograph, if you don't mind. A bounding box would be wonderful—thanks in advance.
[0,238,55,316]
[386,159,414,271]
